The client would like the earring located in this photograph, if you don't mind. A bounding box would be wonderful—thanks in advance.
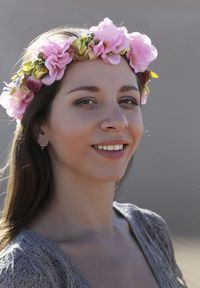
[40,143,47,151]
[39,140,48,151]
[37,133,48,151]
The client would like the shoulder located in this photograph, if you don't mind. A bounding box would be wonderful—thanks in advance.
[0,232,53,288]
[114,201,168,233]
[128,203,175,258]
[114,201,188,287]
[114,201,173,256]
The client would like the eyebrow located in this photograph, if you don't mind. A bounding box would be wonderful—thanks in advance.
[67,85,139,95]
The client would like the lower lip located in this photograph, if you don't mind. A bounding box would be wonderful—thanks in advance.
[91,145,128,159]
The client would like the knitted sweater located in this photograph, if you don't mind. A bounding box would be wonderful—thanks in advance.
[0,202,187,288]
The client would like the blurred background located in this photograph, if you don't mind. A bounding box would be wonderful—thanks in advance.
[0,0,199,286]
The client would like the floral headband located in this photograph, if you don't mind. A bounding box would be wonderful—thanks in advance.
[0,17,158,121]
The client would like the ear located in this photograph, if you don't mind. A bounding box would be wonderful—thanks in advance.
[32,123,49,146]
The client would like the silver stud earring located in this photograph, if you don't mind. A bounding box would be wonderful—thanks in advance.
[40,144,45,151]
[40,141,48,151]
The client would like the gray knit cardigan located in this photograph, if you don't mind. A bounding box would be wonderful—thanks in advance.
[0,202,188,288]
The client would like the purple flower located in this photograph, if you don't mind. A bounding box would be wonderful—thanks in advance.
[89,18,129,64]
[127,32,158,73]
[39,39,74,85]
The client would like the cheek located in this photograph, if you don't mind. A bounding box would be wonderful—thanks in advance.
[47,112,94,156]
[47,124,89,169]
[128,110,144,137]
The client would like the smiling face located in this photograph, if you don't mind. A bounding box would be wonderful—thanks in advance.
[39,57,144,183]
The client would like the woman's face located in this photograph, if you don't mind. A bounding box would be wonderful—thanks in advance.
[41,58,144,182]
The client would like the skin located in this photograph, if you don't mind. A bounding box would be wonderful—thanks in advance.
[33,57,144,243]
[29,58,161,287]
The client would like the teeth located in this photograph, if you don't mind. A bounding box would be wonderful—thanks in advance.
[94,144,124,151]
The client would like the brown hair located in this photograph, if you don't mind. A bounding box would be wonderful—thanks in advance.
[0,26,145,251]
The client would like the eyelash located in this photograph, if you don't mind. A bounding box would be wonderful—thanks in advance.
[74,97,139,107]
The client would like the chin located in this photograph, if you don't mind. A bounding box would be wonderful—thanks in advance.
[91,171,126,183]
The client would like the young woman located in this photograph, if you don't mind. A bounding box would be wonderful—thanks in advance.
[0,18,187,287]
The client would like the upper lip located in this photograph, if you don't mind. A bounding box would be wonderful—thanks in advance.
[92,140,131,146]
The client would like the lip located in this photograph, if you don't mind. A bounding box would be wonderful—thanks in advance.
[91,144,129,159]
[92,140,131,146]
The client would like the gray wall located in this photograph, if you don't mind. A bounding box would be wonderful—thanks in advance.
[0,0,199,237]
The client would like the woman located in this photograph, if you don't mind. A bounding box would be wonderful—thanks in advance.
[0,18,187,287]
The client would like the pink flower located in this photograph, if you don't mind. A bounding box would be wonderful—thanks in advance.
[89,17,129,64]
[127,32,158,73]
[39,39,74,85]
[25,76,43,92]
[0,83,34,119]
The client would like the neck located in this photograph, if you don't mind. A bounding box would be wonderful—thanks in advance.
[36,166,119,242]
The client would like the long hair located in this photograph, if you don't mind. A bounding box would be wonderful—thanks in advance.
[0,26,145,251]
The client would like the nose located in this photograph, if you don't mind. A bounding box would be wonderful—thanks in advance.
[100,109,128,132]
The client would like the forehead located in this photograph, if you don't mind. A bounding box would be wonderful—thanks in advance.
[60,57,138,91]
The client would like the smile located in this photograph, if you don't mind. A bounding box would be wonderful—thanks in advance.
[91,144,128,159]
[93,144,125,151]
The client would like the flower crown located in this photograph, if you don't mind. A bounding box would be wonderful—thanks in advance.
[0,18,158,121]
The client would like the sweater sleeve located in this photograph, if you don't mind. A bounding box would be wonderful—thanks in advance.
[0,248,53,288]
[144,210,188,288]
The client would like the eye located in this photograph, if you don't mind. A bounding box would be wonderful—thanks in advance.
[73,96,139,108]
[119,96,139,106]
[74,97,97,107]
